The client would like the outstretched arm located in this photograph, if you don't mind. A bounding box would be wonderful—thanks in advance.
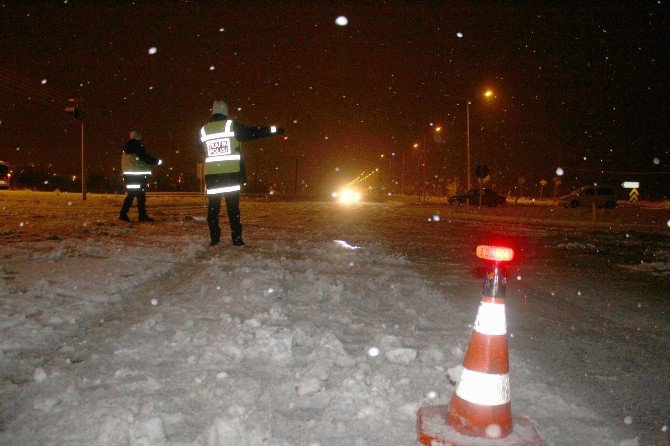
[137,148,160,165]
[233,121,284,142]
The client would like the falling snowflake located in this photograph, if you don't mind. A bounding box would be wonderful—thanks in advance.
[556,167,564,176]
[367,347,380,357]
[335,16,348,26]
[456,32,463,38]
[432,215,440,221]
[41,79,47,85]
[426,390,437,399]
[219,28,225,32]
[209,66,215,71]
[151,299,158,306]
[653,157,660,165]
[148,46,157,55]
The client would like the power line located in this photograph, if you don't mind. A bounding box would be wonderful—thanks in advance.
[569,168,670,175]
[0,68,66,112]
[0,68,63,101]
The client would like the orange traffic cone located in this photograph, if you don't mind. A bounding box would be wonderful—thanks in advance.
[417,245,544,445]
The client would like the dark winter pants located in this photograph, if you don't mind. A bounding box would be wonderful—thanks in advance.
[207,192,242,243]
[120,176,149,218]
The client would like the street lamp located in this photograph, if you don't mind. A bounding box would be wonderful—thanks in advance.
[380,153,392,190]
[466,89,494,191]
[419,125,442,203]
[401,143,419,195]
[65,98,85,200]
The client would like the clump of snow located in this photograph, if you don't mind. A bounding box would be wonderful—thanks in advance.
[556,242,597,251]
[33,367,47,383]
[385,347,417,365]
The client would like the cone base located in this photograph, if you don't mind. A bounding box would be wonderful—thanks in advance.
[417,405,544,446]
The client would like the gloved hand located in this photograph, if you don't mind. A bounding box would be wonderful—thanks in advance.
[157,159,163,166]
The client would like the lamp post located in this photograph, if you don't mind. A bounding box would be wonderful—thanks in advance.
[402,143,418,195]
[421,133,427,203]
[466,101,471,191]
[466,89,494,192]
[380,153,393,190]
[65,98,85,200]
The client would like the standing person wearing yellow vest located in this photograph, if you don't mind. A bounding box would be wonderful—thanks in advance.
[119,130,162,222]
[200,101,284,246]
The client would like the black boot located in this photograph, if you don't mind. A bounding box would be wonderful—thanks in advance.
[209,226,221,246]
[120,193,134,222]
[232,234,245,246]
[137,192,153,221]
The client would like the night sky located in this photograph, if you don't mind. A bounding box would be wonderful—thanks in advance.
[1,2,668,196]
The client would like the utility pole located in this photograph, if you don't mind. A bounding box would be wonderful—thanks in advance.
[466,101,471,192]
[421,133,427,204]
[65,98,85,200]
[254,148,263,192]
[293,151,300,197]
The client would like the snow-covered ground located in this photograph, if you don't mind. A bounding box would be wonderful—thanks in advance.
[0,191,668,446]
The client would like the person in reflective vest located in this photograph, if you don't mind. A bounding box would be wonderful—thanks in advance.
[200,101,284,246]
[119,130,162,222]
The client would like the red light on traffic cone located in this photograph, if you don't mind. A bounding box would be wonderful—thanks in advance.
[417,246,544,445]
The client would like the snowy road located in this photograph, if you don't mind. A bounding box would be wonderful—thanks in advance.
[0,191,668,445]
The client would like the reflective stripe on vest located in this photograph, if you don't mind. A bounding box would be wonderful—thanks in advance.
[200,120,235,140]
[207,185,241,195]
[126,184,141,189]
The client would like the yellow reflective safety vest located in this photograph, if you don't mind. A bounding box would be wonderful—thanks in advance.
[121,152,153,176]
[200,119,243,195]
[121,152,153,191]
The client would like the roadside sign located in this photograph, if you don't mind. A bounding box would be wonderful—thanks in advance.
[629,189,639,203]
[622,181,640,189]
[475,164,489,179]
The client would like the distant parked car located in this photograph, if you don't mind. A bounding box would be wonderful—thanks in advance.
[558,185,617,208]
[0,161,11,189]
[449,189,506,206]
